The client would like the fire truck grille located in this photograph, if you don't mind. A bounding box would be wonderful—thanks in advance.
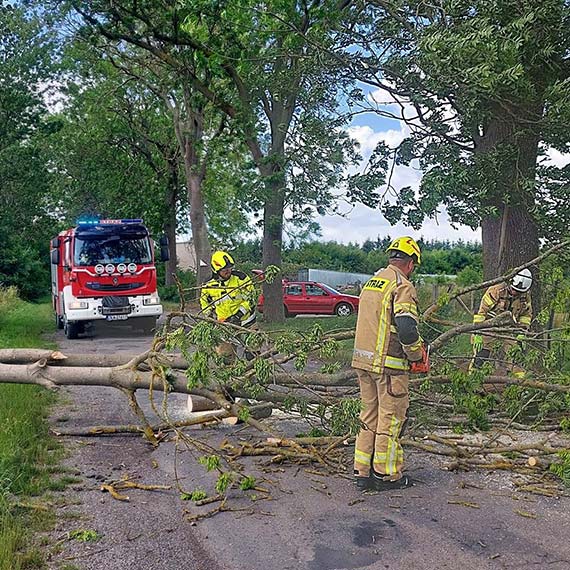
[100,295,132,315]
[100,306,132,315]
[86,282,144,291]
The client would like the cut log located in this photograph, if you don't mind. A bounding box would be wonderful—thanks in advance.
[186,395,219,413]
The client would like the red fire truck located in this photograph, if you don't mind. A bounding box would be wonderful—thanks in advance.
[50,218,169,339]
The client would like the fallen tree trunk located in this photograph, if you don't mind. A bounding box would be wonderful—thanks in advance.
[0,349,188,369]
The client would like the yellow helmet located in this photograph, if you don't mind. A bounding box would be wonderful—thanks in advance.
[386,236,422,265]
[211,250,235,273]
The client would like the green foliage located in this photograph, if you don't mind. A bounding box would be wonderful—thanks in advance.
[239,476,256,491]
[68,529,100,543]
[316,398,362,436]
[237,406,250,422]
[0,297,61,570]
[180,488,208,502]
[234,238,481,276]
[446,368,494,430]
[320,361,342,374]
[198,455,220,472]
[185,352,211,389]
[253,357,273,384]
[158,269,197,303]
[549,450,570,487]
[215,473,233,495]
[0,4,57,300]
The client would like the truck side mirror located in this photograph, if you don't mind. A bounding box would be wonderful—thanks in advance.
[50,249,60,265]
[159,235,170,262]
[51,237,60,249]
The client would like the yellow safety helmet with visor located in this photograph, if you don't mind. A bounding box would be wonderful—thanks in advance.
[386,236,422,265]
[211,250,235,273]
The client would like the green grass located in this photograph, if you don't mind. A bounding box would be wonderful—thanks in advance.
[0,294,63,570]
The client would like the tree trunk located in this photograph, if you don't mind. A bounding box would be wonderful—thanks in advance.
[166,93,212,289]
[163,157,179,287]
[186,163,211,288]
[261,163,286,323]
[476,100,543,312]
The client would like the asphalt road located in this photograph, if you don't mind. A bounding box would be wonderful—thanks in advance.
[46,321,570,570]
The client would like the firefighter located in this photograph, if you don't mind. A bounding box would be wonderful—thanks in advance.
[200,250,256,362]
[470,268,533,378]
[352,237,429,492]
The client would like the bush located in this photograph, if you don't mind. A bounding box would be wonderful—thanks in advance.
[0,286,19,309]
[158,269,197,302]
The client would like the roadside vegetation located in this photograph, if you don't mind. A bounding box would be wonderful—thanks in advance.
[0,287,62,570]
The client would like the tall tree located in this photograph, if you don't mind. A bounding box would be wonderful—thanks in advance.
[0,1,58,298]
[69,1,368,322]
[339,0,570,297]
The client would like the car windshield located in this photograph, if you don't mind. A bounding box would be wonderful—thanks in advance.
[321,284,341,295]
[74,236,152,266]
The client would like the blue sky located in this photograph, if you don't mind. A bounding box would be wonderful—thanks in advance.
[315,92,482,245]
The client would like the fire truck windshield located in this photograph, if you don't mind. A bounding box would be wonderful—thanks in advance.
[74,236,152,267]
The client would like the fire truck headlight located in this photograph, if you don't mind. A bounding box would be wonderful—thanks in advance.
[143,296,160,306]
[69,301,89,310]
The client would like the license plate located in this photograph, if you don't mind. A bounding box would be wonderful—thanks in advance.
[106,315,129,321]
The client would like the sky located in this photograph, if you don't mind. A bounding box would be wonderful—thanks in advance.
[314,88,482,245]
[314,84,570,246]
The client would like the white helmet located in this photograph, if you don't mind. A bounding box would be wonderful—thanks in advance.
[510,268,532,292]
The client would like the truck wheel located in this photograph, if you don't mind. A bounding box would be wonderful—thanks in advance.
[55,314,64,330]
[64,318,80,340]
[335,302,352,317]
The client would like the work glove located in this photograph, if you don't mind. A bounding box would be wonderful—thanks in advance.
[410,343,430,374]
[225,312,242,326]
[471,334,483,353]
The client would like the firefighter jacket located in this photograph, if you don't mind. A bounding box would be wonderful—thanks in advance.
[352,264,423,373]
[200,270,256,327]
[473,284,532,329]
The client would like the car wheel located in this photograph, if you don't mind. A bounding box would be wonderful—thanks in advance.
[284,305,293,318]
[335,302,352,317]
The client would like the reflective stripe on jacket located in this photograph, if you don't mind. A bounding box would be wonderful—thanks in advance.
[200,270,256,326]
[473,283,532,328]
[352,264,422,373]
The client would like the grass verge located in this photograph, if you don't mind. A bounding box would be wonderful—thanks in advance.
[0,293,62,570]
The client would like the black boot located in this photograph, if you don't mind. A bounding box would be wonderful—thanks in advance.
[354,471,373,491]
[371,472,414,492]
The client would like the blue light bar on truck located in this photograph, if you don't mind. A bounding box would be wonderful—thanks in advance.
[76,218,143,226]
[99,219,144,224]
[76,218,100,226]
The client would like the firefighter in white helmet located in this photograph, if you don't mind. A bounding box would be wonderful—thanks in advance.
[352,237,429,492]
[471,268,533,378]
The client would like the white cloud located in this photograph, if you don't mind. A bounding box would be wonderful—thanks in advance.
[316,119,481,244]
[347,124,408,156]
[318,205,480,244]
[545,148,570,168]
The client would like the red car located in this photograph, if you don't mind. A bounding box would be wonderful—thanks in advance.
[257,281,359,317]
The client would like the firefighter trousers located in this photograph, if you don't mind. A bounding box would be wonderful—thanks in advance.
[354,368,409,480]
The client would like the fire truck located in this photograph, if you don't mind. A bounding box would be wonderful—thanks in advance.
[50,218,169,339]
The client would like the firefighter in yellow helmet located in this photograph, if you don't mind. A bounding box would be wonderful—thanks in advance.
[201,250,256,327]
[352,237,429,491]
[471,268,533,378]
